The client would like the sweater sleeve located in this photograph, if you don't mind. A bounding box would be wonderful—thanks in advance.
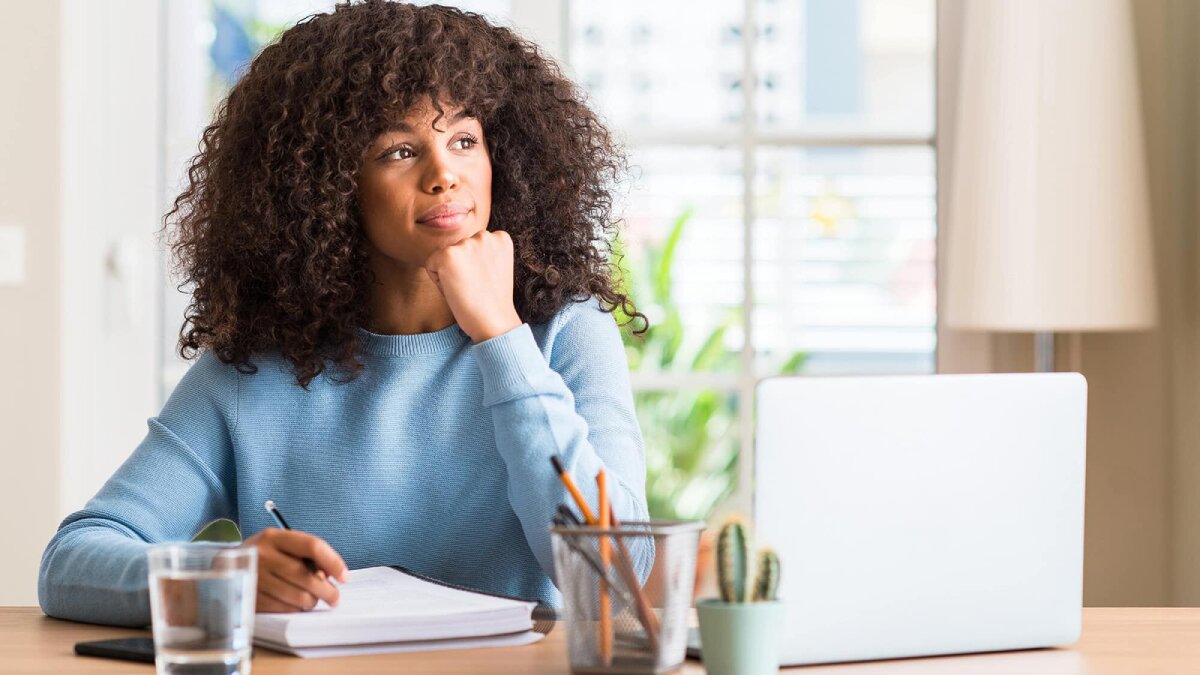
[471,299,650,583]
[38,351,240,627]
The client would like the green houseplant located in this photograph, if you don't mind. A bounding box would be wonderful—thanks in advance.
[614,208,806,524]
[614,208,738,523]
[696,515,784,675]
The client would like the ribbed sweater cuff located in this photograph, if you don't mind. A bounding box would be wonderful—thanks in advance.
[472,323,547,405]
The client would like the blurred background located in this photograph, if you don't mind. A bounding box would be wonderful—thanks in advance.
[1,0,1198,609]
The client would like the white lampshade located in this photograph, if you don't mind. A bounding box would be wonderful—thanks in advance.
[944,0,1157,332]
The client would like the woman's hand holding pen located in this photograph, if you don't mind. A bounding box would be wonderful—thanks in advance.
[242,528,349,613]
[424,229,522,343]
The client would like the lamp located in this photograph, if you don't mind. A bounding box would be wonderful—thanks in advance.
[944,0,1157,371]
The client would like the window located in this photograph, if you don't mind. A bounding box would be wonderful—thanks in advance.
[567,0,937,520]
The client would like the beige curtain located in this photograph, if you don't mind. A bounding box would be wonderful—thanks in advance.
[939,0,1200,605]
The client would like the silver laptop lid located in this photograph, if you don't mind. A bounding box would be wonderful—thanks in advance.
[754,373,1086,665]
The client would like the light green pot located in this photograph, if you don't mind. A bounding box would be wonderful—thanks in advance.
[695,599,784,675]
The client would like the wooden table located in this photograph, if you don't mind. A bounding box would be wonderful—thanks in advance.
[2,607,1198,673]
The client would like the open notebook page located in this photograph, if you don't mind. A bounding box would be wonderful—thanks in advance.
[255,566,537,648]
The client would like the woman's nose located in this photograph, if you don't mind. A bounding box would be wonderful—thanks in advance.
[422,152,460,194]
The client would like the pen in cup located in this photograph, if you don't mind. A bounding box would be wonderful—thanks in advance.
[552,512,630,593]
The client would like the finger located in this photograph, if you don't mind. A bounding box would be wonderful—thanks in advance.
[423,243,449,270]
[256,535,339,606]
[265,569,320,610]
[256,591,301,614]
[257,573,312,612]
[426,268,439,285]
[269,530,349,582]
[263,565,318,609]
[272,554,341,607]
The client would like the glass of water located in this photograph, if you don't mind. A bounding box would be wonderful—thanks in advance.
[147,543,257,675]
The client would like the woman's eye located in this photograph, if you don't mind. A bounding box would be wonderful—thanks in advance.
[453,136,478,151]
[384,146,415,160]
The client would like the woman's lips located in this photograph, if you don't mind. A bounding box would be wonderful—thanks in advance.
[417,211,470,229]
[416,202,471,229]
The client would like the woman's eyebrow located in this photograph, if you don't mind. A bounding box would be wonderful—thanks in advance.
[383,111,474,135]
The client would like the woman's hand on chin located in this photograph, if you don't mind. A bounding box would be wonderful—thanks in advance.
[424,229,522,343]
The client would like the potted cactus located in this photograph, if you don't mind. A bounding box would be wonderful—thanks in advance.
[695,515,784,675]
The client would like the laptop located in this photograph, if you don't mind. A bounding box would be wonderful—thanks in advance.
[693,373,1087,666]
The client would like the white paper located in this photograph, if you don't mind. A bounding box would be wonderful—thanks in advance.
[257,629,545,659]
[254,567,537,649]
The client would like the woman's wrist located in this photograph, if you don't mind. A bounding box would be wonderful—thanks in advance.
[469,310,523,343]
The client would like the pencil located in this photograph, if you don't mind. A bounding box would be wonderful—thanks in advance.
[597,469,612,666]
[550,456,597,523]
[608,503,661,643]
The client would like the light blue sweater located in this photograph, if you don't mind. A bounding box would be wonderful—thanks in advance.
[39,298,649,627]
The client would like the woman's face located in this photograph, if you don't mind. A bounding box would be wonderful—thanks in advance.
[356,99,493,271]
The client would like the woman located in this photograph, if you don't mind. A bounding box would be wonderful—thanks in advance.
[39,0,649,626]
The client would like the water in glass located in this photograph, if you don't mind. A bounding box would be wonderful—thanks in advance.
[147,545,256,675]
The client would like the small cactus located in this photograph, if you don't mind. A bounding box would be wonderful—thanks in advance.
[716,516,781,603]
[752,548,780,601]
[717,516,753,602]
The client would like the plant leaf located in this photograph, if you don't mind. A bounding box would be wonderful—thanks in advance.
[191,518,242,543]
[778,350,809,375]
[690,323,730,372]
[653,207,693,303]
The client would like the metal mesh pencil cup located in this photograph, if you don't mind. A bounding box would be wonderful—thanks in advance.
[551,520,704,674]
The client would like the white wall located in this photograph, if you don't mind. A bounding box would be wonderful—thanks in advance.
[0,1,62,607]
[0,0,161,606]
[59,0,162,521]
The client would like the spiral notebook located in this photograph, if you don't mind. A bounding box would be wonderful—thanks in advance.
[253,566,543,658]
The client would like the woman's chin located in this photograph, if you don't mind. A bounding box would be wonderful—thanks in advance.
[430,221,487,244]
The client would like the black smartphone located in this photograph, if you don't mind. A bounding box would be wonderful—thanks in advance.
[74,637,156,664]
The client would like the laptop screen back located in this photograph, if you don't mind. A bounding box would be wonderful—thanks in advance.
[754,373,1086,665]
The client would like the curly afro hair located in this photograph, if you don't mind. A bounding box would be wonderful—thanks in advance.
[166,0,644,388]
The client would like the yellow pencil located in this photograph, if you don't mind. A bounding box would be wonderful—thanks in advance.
[598,468,612,666]
[551,456,597,523]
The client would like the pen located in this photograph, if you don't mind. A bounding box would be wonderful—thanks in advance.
[557,503,582,525]
[263,499,322,577]
[552,513,629,591]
